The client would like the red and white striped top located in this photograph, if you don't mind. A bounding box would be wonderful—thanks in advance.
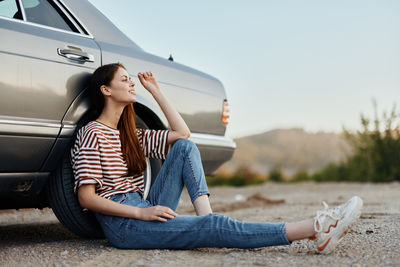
[70,120,169,199]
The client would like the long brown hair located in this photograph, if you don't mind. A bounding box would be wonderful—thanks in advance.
[89,63,146,176]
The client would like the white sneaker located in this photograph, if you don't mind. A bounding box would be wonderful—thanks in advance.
[311,196,363,254]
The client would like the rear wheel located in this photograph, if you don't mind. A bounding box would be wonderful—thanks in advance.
[136,116,163,199]
[47,116,162,238]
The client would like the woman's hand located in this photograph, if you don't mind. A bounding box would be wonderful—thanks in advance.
[138,205,178,222]
[138,70,191,144]
[138,72,160,95]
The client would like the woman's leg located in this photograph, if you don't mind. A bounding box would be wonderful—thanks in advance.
[95,202,314,249]
[96,193,362,251]
[147,138,211,215]
[285,219,315,241]
[103,213,291,249]
[94,139,293,249]
[193,195,212,215]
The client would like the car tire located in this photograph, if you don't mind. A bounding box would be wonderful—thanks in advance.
[47,115,162,238]
[135,116,163,199]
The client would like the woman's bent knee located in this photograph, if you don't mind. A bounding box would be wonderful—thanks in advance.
[174,138,194,146]
[172,138,197,152]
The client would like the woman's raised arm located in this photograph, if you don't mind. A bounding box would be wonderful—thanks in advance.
[138,72,190,145]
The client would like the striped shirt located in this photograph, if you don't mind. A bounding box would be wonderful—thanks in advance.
[70,120,169,199]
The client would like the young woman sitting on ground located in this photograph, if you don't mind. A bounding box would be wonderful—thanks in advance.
[70,63,363,253]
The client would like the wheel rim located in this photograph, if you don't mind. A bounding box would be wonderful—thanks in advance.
[143,158,152,199]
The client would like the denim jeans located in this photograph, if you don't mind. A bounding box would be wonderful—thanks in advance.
[95,139,291,249]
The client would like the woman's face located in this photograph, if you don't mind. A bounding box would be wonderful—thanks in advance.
[105,67,136,104]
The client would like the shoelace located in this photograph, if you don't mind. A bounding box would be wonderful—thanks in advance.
[307,201,342,252]
[313,201,341,233]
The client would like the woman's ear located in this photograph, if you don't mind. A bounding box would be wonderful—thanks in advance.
[100,85,111,96]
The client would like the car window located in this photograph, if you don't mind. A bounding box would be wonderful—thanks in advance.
[21,0,78,32]
[0,0,23,20]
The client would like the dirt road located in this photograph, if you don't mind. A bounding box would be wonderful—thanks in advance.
[0,182,399,266]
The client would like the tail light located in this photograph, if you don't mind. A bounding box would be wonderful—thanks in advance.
[221,100,230,125]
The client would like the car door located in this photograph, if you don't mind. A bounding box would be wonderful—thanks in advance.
[0,0,100,172]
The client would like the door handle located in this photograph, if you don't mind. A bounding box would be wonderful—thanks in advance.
[57,48,94,62]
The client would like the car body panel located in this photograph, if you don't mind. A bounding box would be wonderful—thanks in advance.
[0,0,235,209]
[96,41,227,136]
[62,0,227,135]
[0,14,100,172]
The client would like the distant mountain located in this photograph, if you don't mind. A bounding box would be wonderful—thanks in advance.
[219,128,352,176]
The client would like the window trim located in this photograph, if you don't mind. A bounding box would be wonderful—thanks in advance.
[0,0,94,39]
[56,0,93,37]
[16,0,26,21]
[0,15,94,39]
[46,0,80,33]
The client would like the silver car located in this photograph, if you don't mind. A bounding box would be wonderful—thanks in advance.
[0,0,235,237]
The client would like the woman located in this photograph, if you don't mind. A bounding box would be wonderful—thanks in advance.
[70,63,363,253]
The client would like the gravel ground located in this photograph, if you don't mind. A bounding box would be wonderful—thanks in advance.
[0,182,399,267]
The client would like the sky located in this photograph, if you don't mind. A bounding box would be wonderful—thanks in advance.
[88,0,400,139]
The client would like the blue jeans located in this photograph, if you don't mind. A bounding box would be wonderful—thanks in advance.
[95,139,291,249]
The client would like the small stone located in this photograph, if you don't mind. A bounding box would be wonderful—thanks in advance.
[60,250,69,256]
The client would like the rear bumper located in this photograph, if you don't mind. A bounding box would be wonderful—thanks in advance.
[189,133,236,175]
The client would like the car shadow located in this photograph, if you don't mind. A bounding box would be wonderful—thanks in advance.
[0,222,104,247]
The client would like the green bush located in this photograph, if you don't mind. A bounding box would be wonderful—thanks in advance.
[206,166,266,187]
[268,167,285,182]
[310,103,400,182]
[291,169,311,182]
